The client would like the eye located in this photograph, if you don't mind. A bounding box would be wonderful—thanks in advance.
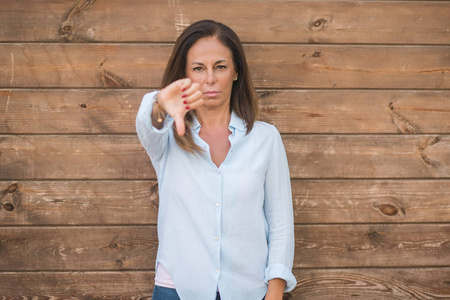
[192,66,203,72]
[217,65,227,70]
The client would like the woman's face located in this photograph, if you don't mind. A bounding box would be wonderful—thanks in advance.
[186,37,237,110]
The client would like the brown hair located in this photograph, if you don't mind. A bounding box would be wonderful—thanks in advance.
[160,20,259,153]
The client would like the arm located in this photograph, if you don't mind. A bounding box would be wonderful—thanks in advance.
[135,79,204,163]
[263,127,297,296]
[266,278,286,300]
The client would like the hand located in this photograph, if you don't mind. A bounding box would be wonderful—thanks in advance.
[158,78,204,136]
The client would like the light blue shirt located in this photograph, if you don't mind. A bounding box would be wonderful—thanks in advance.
[136,91,296,300]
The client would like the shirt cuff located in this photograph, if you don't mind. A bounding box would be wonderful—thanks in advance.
[150,91,174,134]
[264,263,297,292]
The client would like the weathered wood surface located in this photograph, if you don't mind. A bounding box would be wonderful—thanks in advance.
[0,268,449,299]
[1,44,449,89]
[0,226,157,271]
[1,135,449,180]
[0,181,159,225]
[292,180,450,223]
[2,89,450,134]
[0,271,154,299]
[294,224,450,268]
[1,180,449,225]
[1,0,449,44]
[292,268,450,299]
[0,225,448,271]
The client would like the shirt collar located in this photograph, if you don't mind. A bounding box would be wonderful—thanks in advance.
[191,111,246,133]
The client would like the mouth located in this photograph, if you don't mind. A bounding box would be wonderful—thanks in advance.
[204,91,219,97]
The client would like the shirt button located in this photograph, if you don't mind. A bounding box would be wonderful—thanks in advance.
[214,237,219,241]
[216,269,220,273]
[216,203,220,207]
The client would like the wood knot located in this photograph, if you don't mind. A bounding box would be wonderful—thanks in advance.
[3,202,15,212]
[63,25,74,32]
[313,18,327,27]
[7,183,19,193]
[313,51,321,58]
[378,204,398,216]
[80,103,87,108]
[59,23,74,38]
[367,231,379,239]
[110,242,119,249]
[115,259,123,267]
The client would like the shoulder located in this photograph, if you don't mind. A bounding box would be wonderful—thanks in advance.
[251,120,281,139]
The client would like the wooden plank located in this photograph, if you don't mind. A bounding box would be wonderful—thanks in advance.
[291,268,450,299]
[1,180,449,225]
[0,225,448,270]
[1,135,449,180]
[1,1,449,44]
[292,180,450,224]
[0,181,159,226]
[2,89,450,134]
[0,269,449,299]
[294,224,450,268]
[1,44,449,89]
[283,135,450,179]
[0,271,154,298]
[0,226,157,271]
[0,135,154,180]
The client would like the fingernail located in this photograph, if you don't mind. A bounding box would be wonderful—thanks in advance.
[182,94,187,98]
[182,87,187,92]
[183,100,187,104]
[185,106,190,110]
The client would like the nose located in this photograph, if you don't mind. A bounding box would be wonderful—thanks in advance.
[206,69,215,85]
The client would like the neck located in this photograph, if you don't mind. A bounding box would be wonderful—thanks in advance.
[195,106,231,129]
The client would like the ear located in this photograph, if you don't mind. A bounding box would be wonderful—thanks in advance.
[233,73,238,81]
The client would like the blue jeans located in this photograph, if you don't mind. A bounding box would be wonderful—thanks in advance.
[152,285,221,300]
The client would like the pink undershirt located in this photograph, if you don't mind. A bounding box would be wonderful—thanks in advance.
[155,263,219,292]
[155,263,176,289]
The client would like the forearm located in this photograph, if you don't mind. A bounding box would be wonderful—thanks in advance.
[266,278,286,300]
[151,92,167,129]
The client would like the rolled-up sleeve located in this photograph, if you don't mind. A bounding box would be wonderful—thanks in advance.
[136,91,174,167]
[263,128,297,292]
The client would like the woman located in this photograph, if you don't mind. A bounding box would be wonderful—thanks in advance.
[136,20,296,300]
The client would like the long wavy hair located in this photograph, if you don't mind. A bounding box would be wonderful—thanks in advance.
[160,20,259,153]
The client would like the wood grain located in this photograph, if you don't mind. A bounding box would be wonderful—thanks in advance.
[291,268,450,299]
[294,224,450,268]
[292,180,450,224]
[1,1,449,44]
[0,225,447,270]
[0,269,449,299]
[0,271,154,299]
[1,135,449,180]
[1,180,449,225]
[0,181,159,225]
[1,44,449,89]
[0,226,157,271]
[1,89,450,134]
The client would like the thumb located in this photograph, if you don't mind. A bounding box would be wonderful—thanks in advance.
[173,113,186,136]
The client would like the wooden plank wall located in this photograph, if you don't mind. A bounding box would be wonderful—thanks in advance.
[1,0,449,298]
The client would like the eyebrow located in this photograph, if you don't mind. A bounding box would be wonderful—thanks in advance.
[191,60,228,65]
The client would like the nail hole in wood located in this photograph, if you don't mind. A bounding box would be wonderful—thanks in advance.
[80,104,87,108]
[116,260,123,267]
